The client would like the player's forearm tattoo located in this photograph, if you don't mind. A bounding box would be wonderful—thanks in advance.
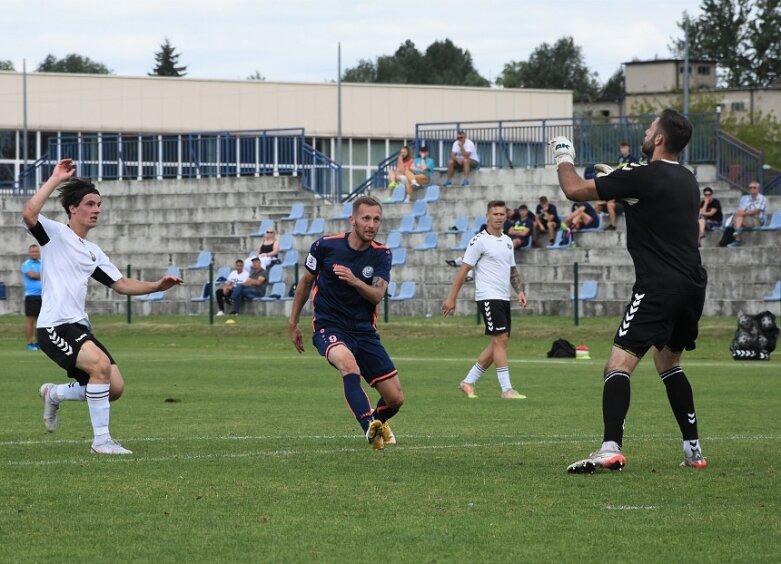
[510,268,524,294]
[372,276,384,288]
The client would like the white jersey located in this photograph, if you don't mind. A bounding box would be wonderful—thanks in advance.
[227,269,250,285]
[450,138,480,163]
[462,230,515,301]
[24,214,122,329]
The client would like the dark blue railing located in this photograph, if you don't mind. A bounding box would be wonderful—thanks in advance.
[715,130,765,193]
[14,128,343,201]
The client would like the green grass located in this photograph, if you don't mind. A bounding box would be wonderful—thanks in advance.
[0,315,778,563]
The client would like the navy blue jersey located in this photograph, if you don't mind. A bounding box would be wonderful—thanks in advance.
[596,160,707,293]
[571,201,600,225]
[305,232,392,332]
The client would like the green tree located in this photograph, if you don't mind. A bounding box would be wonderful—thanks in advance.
[496,37,600,101]
[36,53,111,74]
[149,39,187,77]
[670,0,780,87]
[342,59,377,83]
[342,39,489,87]
[601,68,625,100]
[0,60,14,71]
[247,70,265,81]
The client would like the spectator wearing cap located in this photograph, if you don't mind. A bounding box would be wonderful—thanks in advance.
[229,256,268,314]
[443,131,480,187]
[698,186,723,243]
[402,146,435,202]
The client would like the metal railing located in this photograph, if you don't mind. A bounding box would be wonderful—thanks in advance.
[15,128,342,200]
[343,113,739,202]
[715,130,766,193]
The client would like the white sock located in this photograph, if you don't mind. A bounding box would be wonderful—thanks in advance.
[85,383,111,439]
[54,382,86,402]
[601,440,621,452]
[684,439,702,458]
[497,366,512,392]
[464,363,485,385]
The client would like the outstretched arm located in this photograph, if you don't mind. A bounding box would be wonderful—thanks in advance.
[510,267,527,308]
[111,274,183,296]
[22,159,76,228]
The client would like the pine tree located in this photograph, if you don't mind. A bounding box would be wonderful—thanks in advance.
[149,39,187,77]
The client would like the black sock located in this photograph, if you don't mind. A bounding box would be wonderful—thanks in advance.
[602,370,631,447]
[660,366,699,441]
[373,397,398,423]
[342,373,373,433]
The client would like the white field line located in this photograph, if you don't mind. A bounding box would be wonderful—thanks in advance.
[2,433,777,468]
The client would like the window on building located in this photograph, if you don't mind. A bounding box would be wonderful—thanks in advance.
[697,66,711,76]
[731,101,746,112]
[0,131,15,159]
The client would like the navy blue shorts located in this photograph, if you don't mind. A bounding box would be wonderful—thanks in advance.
[613,289,705,357]
[312,326,397,386]
[37,323,116,386]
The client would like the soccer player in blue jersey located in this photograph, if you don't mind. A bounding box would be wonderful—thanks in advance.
[289,195,404,450]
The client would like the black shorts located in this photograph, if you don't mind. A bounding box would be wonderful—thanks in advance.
[37,323,116,386]
[613,289,705,357]
[479,300,512,336]
[25,296,42,317]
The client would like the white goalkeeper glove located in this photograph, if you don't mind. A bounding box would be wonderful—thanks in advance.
[593,163,614,177]
[549,136,575,169]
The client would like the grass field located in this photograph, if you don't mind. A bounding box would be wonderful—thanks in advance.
[0,314,778,563]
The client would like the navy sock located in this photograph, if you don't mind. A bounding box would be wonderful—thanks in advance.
[602,370,631,447]
[342,373,373,432]
[660,366,699,441]
[373,397,399,423]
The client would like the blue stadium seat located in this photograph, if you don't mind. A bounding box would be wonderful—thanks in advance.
[421,184,440,203]
[390,281,416,301]
[187,251,213,270]
[386,281,397,299]
[761,211,781,230]
[215,266,231,282]
[267,265,283,284]
[306,217,325,235]
[391,247,407,266]
[414,232,438,251]
[547,229,573,249]
[448,215,469,233]
[451,231,474,251]
[385,230,402,249]
[764,281,781,301]
[281,203,304,221]
[249,219,275,237]
[260,281,287,301]
[291,218,309,236]
[165,266,182,278]
[191,282,212,303]
[469,216,485,233]
[278,234,294,252]
[334,201,352,220]
[410,200,428,217]
[411,215,433,233]
[572,280,598,301]
[386,185,405,204]
[397,214,416,234]
[279,250,299,269]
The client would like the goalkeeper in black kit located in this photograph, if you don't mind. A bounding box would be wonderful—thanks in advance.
[550,109,709,473]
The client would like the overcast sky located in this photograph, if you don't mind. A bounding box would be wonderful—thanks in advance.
[4,0,703,84]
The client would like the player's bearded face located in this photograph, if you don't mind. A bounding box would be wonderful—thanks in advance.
[641,118,659,158]
[351,205,382,243]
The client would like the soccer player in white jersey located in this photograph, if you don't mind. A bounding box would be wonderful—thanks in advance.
[22,159,183,455]
[442,200,528,399]
[551,109,708,473]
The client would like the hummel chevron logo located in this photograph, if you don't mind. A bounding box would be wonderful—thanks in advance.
[618,293,646,336]
[47,328,73,356]
[687,413,697,424]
